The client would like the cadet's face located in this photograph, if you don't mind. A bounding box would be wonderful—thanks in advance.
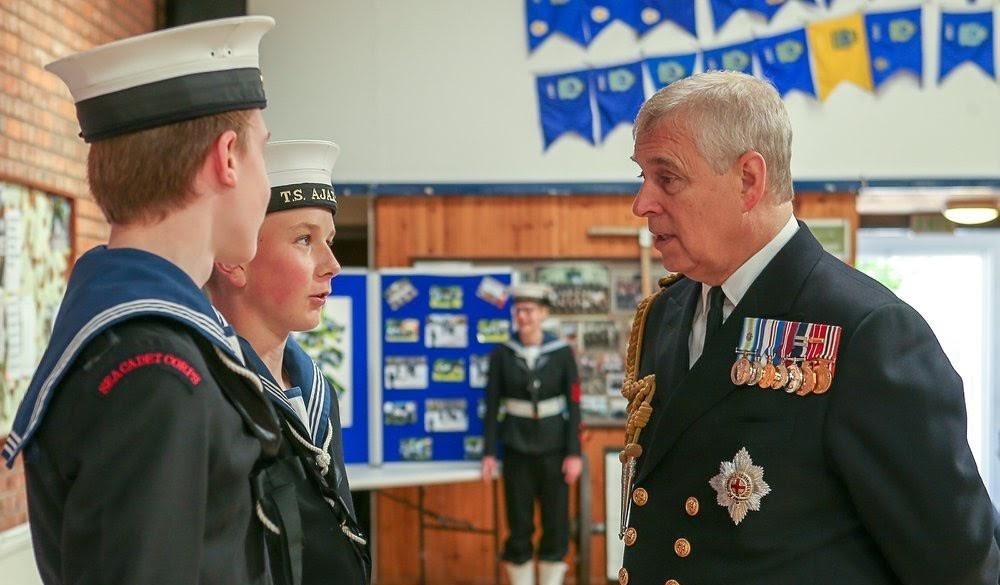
[227,110,271,264]
[513,301,547,337]
[631,117,746,285]
[243,207,341,334]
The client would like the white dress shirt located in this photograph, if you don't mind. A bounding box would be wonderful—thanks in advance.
[688,215,799,367]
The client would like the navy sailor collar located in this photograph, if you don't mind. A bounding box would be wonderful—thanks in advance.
[3,246,243,466]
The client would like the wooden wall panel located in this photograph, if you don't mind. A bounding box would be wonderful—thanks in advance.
[375,195,646,267]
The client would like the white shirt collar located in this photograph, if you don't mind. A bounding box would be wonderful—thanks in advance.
[701,214,799,313]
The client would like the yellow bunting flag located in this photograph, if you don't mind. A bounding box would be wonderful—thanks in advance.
[807,13,874,100]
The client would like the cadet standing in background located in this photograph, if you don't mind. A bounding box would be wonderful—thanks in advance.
[482,283,583,585]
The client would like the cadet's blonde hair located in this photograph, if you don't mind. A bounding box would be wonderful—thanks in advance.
[634,71,794,203]
[87,109,255,225]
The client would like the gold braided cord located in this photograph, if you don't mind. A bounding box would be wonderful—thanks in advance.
[620,273,682,453]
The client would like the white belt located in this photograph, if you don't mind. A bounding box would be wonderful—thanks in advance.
[504,396,567,419]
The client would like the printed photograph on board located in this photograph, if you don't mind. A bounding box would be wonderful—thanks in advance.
[432,357,466,383]
[385,318,420,343]
[383,400,418,426]
[429,284,464,309]
[424,398,469,433]
[425,313,469,348]
[400,437,433,461]
[384,355,429,389]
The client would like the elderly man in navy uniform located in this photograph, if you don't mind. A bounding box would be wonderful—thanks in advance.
[482,283,583,585]
[2,17,283,585]
[617,71,999,585]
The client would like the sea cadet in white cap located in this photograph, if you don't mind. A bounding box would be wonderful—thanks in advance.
[3,16,283,585]
[207,140,371,585]
[482,282,583,585]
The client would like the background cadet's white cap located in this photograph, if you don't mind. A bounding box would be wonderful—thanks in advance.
[510,283,556,306]
[45,16,275,142]
[265,140,342,216]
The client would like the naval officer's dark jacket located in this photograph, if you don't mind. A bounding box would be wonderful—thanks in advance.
[621,223,1000,585]
[25,318,277,585]
[484,334,582,457]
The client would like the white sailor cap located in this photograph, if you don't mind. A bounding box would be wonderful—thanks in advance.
[510,283,556,306]
[265,140,341,216]
[45,16,275,142]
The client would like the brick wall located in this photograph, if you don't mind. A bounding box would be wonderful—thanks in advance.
[0,0,158,533]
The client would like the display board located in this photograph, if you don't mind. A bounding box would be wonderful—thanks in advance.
[0,183,72,436]
[297,269,370,464]
[378,269,512,463]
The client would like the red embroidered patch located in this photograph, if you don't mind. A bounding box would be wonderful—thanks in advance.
[570,380,582,403]
[98,352,203,395]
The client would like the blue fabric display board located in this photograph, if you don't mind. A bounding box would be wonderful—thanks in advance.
[379,269,512,463]
[296,269,370,464]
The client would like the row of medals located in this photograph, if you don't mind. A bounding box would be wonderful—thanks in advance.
[730,354,833,395]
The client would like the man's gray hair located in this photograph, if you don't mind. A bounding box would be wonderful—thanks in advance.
[634,71,794,203]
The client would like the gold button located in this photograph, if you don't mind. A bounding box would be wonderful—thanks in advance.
[618,567,629,585]
[665,580,680,585]
[632,487,648,507]
[623,526,637,546]
[684,497,699,516]
[674,538,691,558]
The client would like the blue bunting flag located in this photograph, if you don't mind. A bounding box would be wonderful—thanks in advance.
[865,8,923,88]
[585,0,638,40]
[939,10,994,82]
[704,40,755,74]
[755,28,815,98]
[526,0,590,52]
[630,0,697,37]
[644,52,698,90]
[710,0,818,31]
[591,61,646,141]
[537,69,595,149]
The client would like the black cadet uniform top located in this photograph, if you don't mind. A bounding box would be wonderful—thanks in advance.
[242,338,370,585]
[484,333,582,564]
[25,318,275,585]
[619,223,1000,585]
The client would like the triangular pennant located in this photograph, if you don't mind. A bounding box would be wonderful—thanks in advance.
[591,61,646,141]
[865,7,923,88]
[755,28,816,98]
[644,52,698,90]
[806,13,874,100]
[536,69,596,149]
[939,10,994,83]
[704,40,755,74]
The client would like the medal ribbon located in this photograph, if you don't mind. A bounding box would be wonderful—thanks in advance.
[819,323,843,375]
[806,323,827,361]
[737,317,758,355]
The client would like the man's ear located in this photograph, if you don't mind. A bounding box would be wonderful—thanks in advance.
[213,261,248,288]
[737,150,768,212]
[207,130,240,189]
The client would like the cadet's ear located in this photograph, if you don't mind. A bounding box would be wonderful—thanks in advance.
[213,262,247,288]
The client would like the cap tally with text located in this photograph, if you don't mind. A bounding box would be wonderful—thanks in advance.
[265,140,341,216]
[510,283,555,306]
[45,16,275,142]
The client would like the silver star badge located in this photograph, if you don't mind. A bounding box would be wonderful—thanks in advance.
[709,447,771,526]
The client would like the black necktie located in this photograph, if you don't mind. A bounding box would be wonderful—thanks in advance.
[704,286,725,348]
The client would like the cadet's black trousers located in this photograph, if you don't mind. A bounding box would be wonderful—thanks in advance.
[501,449,569,564]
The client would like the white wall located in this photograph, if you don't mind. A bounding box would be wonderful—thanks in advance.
[248,0,1000,183]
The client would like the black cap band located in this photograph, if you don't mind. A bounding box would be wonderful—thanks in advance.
[75,67,266,142]
[268,182,338,215]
